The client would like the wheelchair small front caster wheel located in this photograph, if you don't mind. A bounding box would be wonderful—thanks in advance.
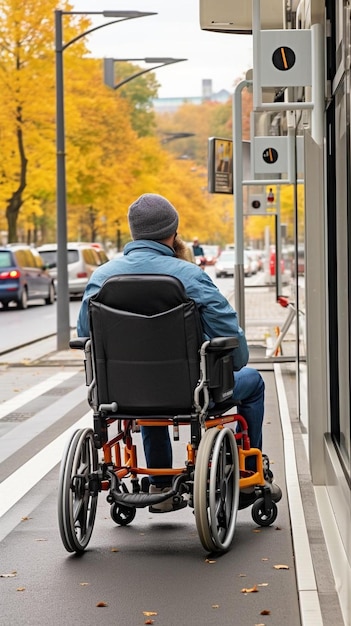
[251,498,278,527]
[110,503,136,526]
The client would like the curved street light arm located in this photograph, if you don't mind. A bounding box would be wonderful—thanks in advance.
[111,58,187,90]
[57,12,157,52]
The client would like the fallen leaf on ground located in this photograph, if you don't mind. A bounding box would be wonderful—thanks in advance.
[1,571,17,578]
[21,517,32,521]
[212,604,219,608]
[275,526,281,530]
[253,529,261,533]
[143,612,158,617]
[16,587,26,592]
[260,609,271,615]
[144,621,154,625]
[80,582,89,586]
[205,558,216,564]
[239,573,247,577]
[241,585,259,593]
[96,601,108,607]
[273,564,289,570]
[261,558,268,561]
[258,583,268,587]
[111,548,119,552]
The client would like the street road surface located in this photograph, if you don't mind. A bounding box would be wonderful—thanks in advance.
[0,300,81,353]
[0,267,270,353]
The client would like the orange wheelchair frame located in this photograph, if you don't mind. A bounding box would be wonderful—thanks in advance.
[58,400,277,556]
[102,414,264,492]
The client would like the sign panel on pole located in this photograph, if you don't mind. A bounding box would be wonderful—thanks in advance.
[253,136,288,175]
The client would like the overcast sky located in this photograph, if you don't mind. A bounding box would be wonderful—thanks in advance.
[70,0,253,98]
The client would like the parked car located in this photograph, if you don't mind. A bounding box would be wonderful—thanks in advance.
[0,244,55,309]
[269,247,285,277]
[95,248,109,265]
[37,243,106,297]
[246,249,263,274]
[202,244,220,266]
[90,242,110,264]
[215,250,252,278]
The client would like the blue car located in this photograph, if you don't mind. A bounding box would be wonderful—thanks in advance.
[0,245,55,310]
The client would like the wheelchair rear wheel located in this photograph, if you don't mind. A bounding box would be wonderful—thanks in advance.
[58,428,98,553]
[194,427,239,553]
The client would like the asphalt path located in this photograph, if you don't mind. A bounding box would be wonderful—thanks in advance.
[0,370,300,625]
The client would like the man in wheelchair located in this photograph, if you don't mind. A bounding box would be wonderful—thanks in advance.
[77,193,281,514]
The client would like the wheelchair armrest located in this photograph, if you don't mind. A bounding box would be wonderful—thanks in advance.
[69,337,90,351]
[207,337,239,351]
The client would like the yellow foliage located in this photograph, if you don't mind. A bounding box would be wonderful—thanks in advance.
[0,3,301,249]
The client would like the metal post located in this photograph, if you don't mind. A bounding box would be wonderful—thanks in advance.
[54,10,157,351]
[276,187,282,297]
[232,80,250,329]
[55,9,70,351]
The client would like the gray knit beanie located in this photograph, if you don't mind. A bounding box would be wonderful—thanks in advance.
[128,193,179,241]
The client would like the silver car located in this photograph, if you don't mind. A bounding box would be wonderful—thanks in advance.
[37,243,106,297]
[215,250,252,278]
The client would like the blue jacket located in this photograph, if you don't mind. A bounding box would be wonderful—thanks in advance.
[77,240,249,370]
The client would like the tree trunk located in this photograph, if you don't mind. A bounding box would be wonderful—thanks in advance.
[6,193,23,242]
[6,108,28,243]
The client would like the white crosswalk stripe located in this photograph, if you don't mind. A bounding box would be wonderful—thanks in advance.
[0,371,78,420]
[0,412,91,519]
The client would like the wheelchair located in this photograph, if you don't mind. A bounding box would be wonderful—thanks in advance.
[58,274,279,555]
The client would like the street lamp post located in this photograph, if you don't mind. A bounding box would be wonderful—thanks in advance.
[55,9,156,351]
[103,57,187,90]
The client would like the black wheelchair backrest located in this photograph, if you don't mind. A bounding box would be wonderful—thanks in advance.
[89,274,203,414]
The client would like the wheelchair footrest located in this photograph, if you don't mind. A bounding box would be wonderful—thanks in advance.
[109,488,176,509]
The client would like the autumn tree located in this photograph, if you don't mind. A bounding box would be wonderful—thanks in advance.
[0,0,93,242]
[111,60,160,137]
[0,2,253,247]
[155,82,252,167]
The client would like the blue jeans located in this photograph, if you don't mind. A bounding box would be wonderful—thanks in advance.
[141,367,265,487]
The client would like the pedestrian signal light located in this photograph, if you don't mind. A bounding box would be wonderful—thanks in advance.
[267,188,275,203]
[248,194,266,214]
